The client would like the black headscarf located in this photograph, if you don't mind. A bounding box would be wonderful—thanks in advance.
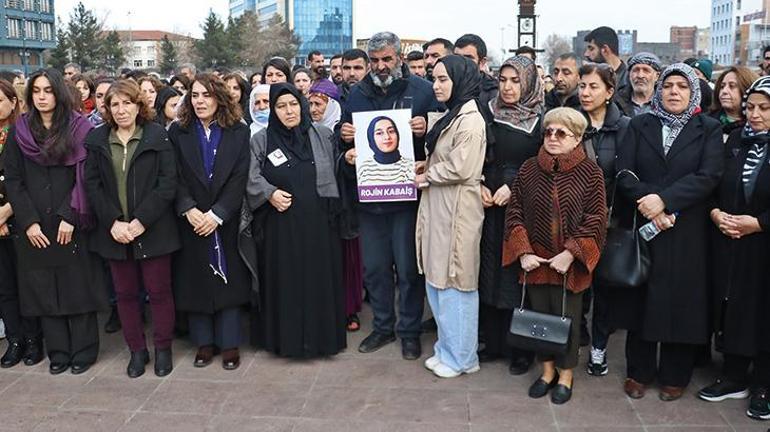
[154,87,181,126]
[424,55,481,156]
[267,83,313,161]
[366,115,401,164]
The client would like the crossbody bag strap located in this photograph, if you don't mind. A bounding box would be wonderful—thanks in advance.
[609,169,642,230]
[518,271,528,311]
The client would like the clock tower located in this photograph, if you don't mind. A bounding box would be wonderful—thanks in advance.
[517,0,537,49]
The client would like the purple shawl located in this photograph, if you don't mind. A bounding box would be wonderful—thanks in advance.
[13,111,94,228]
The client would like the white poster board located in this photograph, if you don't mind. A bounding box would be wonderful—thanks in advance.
[353,108,417,202]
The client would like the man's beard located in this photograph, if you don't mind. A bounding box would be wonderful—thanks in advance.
[371,65,403,89]
[332,74,343,85]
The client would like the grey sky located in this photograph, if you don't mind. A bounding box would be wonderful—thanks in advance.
[56,0,713,61]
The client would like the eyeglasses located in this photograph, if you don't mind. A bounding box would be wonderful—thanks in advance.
[544,127,575,140]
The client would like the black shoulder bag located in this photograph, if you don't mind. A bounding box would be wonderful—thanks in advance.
[594,169,650,288]
[508,273,572,355]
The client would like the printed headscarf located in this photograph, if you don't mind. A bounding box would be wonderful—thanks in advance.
[489,55,543,133]
[651,63,702,154]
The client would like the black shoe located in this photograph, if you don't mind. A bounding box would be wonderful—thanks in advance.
[528,373,559,399]
[49,361,69,375]
[70,362,92,375]
[104,306,121,334]
[154,348,173,377]
[477,349,500,363]
[127,349,149,378]
[1,339,24,368]
[508,356,532,376]
[421,318,437,332]
[698,378,750,402]
[747,387,770,420]
[358,332,396,354]
[22,337,44,366]
[551,383,573,404]
[401,338,421,360]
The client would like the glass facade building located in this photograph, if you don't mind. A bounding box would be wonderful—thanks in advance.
[0,0,56,72]
[229,0,352,65]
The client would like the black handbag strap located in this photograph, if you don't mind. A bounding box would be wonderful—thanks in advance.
[520,272,569,320]
[607,169,641,229]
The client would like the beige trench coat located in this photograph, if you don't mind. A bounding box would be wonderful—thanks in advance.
[416,100,487,292]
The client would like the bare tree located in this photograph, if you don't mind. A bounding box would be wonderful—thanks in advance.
[543,34,573,72]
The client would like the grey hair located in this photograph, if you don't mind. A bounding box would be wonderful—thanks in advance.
[367,32,401,55]
[556,52,581,66]
[63,62,81,72]
[179,63,197,75]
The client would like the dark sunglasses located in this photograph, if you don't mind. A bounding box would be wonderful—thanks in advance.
[544,127,575,140]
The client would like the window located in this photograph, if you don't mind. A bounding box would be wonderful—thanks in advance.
[147,59,155,67]
[133,60,143,68]
[22,0,32,10]
[24,20,36,39]
[146,46,155,55]
[4,0,18,9]
[39,0,51,13]
[40,22,52,40]
[6,18,21,38]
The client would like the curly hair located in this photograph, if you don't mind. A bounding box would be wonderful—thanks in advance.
[0,79,19,125]
[710,66,759,116]
[137,75,164,92]
[177,73,242,129]
[102,79,156,129]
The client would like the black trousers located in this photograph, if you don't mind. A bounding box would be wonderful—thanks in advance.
[723,352,770,387]
[480,303,533,361]
[625,330,696,387]
[41,312,99,364]
[0,240,40,341]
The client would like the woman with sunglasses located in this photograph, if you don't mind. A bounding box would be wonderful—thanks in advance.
[503,107,608,404]
[616,63,723,401]
[577,62,631,377]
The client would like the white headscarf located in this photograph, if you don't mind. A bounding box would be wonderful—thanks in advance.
[316,98,341,130]
[249,84,270,137]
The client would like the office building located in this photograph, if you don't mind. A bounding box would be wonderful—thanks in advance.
[113,30,196,71]
[0,0,56,73]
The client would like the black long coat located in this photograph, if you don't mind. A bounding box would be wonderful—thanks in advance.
[478,119,540,309]
[3,128,107,316]
[709,129,770,356]
[616,113,723,344]
[169,121,251,314]
[84,123,180,261]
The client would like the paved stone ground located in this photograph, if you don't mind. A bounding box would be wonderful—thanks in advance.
[0,305,765,432]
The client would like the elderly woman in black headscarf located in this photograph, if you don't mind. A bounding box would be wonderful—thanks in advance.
[246,83,346,358]
[415,55,487,378]
[616,63,723,401]
[697,76,770,419]
[477,55,543,376]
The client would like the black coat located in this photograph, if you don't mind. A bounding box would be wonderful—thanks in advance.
[3,128,107,316]
[478,119,541,309]
[170,121,251,314]
[616,113,724,344]
[582,103,631,203]
[544,88,580,113]
[709,129,770,356]
[84,123,181,261]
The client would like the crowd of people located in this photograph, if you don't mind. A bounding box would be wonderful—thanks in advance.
[0,24,768,420]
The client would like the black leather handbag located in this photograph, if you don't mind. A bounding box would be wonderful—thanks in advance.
[508,273,572,355]
[594,169,650,288]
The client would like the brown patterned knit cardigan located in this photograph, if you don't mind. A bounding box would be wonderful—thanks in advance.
[502,145,607,293]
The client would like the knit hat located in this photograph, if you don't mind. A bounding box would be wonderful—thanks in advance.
[309,79,340,102]
[628,52,662,72]
[684,58,713,81]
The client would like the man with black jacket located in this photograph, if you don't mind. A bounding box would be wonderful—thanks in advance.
[454,34,497,120]
[339,31,440,360]
[545,53,581,112]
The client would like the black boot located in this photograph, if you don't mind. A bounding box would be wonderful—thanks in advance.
[22,337,44,366]
[154,348,173,377]
[1,339,24,368]
[104,306,121,334]
[127,349,149,378]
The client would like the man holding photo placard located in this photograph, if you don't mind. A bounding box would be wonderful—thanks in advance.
[340,31,440,360]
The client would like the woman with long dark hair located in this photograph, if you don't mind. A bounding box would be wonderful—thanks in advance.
[223,73,252,125]
[261,58,291,85]
[4,68,107,375]
[170,73,251,370]
[0,78,43,368]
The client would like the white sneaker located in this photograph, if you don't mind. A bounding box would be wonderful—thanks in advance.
[432,362,481,378]
[424,355,440,371]
[0,319,5,339]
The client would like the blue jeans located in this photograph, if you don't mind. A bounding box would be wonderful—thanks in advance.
[359,210,423,339]
[426,283,479,372]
